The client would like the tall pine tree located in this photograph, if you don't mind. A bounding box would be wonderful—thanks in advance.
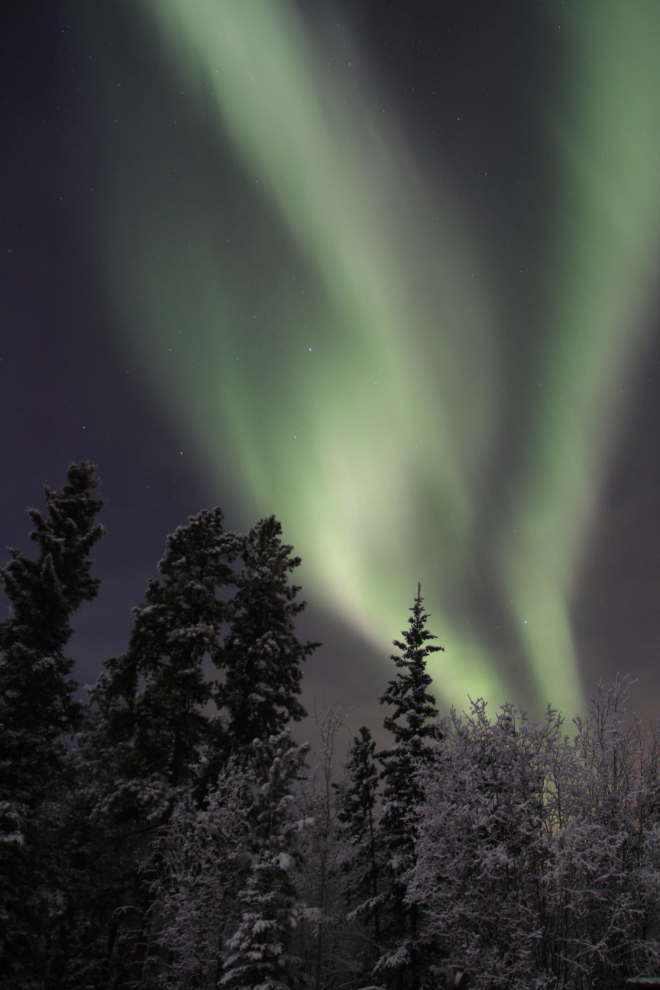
[0,462,104,989]
[375,584,442,990]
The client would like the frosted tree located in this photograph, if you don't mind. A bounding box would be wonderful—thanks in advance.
[145,758,255,989]
[410,698,564,989]
[221,731,309,990]
[0,462,104,989]
[547,680,660,987]
[410,680,660,990]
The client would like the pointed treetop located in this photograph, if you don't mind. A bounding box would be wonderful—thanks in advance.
[380,583,442,750]
[0,461,105,807]
[0,459,104,655]
[339,725,379,837]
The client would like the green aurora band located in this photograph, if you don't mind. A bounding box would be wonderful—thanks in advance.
[500,3,660,717]
[103,0,660,716]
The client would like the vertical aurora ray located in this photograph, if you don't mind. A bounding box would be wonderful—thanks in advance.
[101,0,660,716]
[499,1,660,715]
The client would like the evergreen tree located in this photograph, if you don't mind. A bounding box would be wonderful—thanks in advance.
[0,462,104,989]
[374,584,442,989]
[80,507,240,987]
[215,516,318,752]
[91,506,240,809]
[221,731,309,990]
[333,726,382,985]
[339,727,381,931]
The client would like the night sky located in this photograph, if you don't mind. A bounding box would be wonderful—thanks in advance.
[2,0,660,737]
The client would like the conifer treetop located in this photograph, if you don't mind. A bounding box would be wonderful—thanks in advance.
[0,460,104,828]
[372,586,443,988]
[90,506,241,811]
[0,460,104,657]
[339,726,379,837]
[380,583,442,750]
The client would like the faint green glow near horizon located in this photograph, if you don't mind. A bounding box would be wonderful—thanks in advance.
[105,0,660,717]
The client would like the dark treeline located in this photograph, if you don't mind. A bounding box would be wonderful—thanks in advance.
[1,464,660,990]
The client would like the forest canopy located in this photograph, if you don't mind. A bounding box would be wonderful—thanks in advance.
[1,463,659,990]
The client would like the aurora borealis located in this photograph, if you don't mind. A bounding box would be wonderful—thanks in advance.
[3,0,660,723]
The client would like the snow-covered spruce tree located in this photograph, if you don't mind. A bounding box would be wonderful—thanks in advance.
[221,730,309,990]
[374,584,441,990]
[90,507,240,805]
[214,515,319,754]
[337,726,382,980]
[0,461,104,989]
[80,507,240,987]
[146,758,256,990]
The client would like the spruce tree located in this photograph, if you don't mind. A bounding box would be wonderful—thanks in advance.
[341,727,380,862]
[0,462,104,989]
[375,584,442,990]
[221,731,308,990]
[215,515,318,752]
[89,506,240,817]
[339,726,382,981]
[81,507,240,986]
